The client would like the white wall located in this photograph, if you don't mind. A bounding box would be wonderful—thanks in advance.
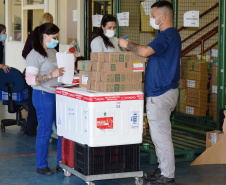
[0,1,5,24]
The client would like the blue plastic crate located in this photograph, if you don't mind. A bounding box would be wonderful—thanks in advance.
[0,88,28,101]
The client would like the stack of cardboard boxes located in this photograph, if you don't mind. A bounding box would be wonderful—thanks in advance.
[78,52,146,92]
[178,55,214,117]
[212,63,218,121]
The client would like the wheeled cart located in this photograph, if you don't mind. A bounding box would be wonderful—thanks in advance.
[60,162,144,185]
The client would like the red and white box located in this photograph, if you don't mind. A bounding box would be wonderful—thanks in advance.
[56,87,144,147]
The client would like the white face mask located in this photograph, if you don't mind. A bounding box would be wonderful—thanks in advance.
[150,14,163,30]
[104,30,116,38]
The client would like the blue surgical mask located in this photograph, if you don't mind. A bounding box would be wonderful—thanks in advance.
[46,39,59,49]
[0,34,7,41]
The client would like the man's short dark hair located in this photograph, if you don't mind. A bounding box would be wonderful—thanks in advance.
[151,1,173,11]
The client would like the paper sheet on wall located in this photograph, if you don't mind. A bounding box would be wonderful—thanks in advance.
[184,11,199,27]
[141,0,156,15]
[56,52,75,84]
[73,10,78,22]
[117,12,129,26]
[92,14,103,27]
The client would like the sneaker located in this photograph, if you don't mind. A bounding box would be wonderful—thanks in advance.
[56,165,64,173]
[147,175,175,185]
[36,166,54,175]
[144,168,162,181]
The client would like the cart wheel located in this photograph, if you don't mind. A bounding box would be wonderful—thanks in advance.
[1,125,5,132]
[86,182,95,185]
[135,177,143,185]
[64,170,71,177]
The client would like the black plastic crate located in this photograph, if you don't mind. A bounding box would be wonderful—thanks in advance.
[74,142,140,175]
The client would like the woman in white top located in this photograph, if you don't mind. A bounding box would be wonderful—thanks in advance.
[91,15,121,52]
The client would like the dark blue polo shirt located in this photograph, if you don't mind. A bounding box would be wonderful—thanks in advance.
[145,27,181,97]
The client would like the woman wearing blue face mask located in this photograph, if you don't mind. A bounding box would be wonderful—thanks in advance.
[91,15,121,52]
[25,23,64,175]
[0,24,7,64]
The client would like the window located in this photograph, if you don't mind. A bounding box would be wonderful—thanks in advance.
[9,0,22,41]
[22,0,45,42]
[24,0,44,5]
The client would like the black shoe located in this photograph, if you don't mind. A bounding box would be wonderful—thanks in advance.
[36,166,54,175]
[147,175,175,185]
[144,168,162,181]
[56,165,64,173]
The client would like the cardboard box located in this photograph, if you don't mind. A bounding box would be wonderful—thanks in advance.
[91,80,100,91]
[92,62,103,71]
[187,71,211,81]
[186,88,210,99]
[212,66,218,76]
[131,53,147,63]
[179,88,187,98]
[91,71,101,82]
[99,82,142,92]
[184,106,213,117]
[100,72,142,83]
[187,80,211,90]
[87,80,91,90]
[91,52,105,62]
[179,79,186,89]
[104,52,132,63]
[77,60,92,71]
[206,130,223,149]
[187,60,212,72]
[212,93,217,103]
[212,75,217,86]
[79,71,92,87]
[101,62,132,73]
[186,97,212,107]
[176,97,186,113]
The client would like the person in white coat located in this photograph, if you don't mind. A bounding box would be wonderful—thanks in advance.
[91,15,121,52]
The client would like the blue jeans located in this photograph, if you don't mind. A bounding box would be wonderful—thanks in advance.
[32,89,62,169]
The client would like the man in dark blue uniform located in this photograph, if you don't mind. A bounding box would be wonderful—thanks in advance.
[119,1,181,185]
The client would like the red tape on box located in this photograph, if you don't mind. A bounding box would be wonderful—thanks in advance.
[56,89,144,102]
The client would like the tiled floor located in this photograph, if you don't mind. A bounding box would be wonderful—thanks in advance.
[0,104,226,185]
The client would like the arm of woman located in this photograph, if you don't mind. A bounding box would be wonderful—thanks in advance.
[26,67,64,85]
[91,37,104,52]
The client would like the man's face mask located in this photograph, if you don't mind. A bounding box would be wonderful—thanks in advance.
[150,14,163,30]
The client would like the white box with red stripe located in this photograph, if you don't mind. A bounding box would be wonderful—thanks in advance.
[56,87,144,147]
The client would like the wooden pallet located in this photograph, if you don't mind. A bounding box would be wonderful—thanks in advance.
[141,130,206,165]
